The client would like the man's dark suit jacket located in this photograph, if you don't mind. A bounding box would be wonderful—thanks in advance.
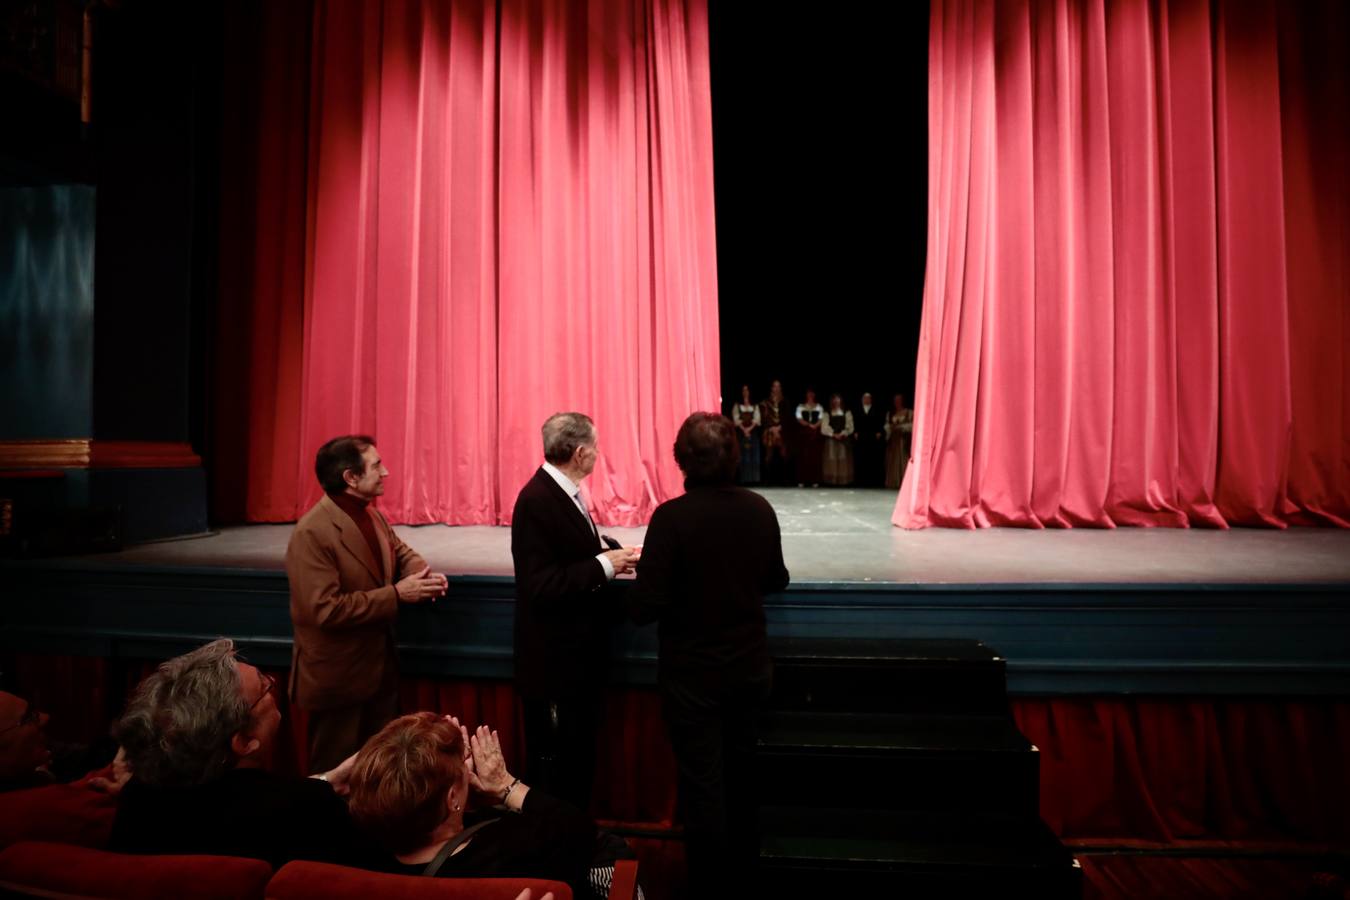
[854,404,886,484]
[628,484,790,698]
[855,405,885,446]
[511,467,615,699]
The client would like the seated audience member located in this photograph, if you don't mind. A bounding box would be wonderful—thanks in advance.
[0,691,53,793]
[347,713,603,897]
[0,691,121,793]
[108,638,387,870]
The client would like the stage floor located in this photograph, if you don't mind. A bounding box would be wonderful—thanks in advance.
[58,488,1350,585]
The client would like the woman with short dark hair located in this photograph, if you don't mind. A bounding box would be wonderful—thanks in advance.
[629,412,790,898]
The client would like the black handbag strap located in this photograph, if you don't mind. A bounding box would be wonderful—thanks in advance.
[422,818,497,877]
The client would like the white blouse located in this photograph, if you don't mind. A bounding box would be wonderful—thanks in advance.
[821,409,854,437]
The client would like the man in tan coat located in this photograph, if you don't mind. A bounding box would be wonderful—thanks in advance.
[285,435,447,772]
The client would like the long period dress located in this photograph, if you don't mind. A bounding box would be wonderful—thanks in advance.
[884,408,913,489]
[734,402,761,484]
[795,402,824,486]
[820,409,854,485]
[759,397,790,485]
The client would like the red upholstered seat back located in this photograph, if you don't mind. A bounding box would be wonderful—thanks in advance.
[0,841,273,900]
[265,860,573,900]
[0,783,117,849]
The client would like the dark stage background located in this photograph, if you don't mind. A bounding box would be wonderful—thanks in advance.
[708,0,929,412]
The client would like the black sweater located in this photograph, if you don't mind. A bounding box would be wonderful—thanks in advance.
[110,768,388,871]
[387,789,596,894]
[628,484,790,698]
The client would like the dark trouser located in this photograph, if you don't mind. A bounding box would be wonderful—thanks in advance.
[856,439,883,486]
[662,681,764,900]
[306,688,399,774]
[762,439,790,486]
[522,695,602,812]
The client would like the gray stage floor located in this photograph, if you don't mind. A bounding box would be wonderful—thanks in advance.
[66,488,1350,585]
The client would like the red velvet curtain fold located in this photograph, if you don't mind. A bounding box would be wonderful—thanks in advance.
[897,0,1349,529]
[1014,697,1350,842]
[217,0,718,526]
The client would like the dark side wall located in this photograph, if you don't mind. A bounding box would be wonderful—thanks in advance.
[0,185,95,440]
[1,0,220,542]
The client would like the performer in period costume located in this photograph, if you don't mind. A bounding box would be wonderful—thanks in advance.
[820,393,854,486]
[794,389,824,487]
[853,392,885,487]
[759,379,791,486]
[732,384,761,484]
[885,393,914,490]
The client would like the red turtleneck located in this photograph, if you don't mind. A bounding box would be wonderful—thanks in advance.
[328,492,385,580]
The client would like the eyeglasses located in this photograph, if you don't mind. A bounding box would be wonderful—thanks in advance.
[250,672,277,713]
[0,703,40,736]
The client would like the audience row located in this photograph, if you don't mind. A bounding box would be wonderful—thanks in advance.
[1,641,630,899]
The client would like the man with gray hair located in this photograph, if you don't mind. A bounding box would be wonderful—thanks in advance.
[511,412,638,809]
[108,639,384,869]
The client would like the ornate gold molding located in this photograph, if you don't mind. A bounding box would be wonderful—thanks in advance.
[0,440,201,469]
[0,439,91,468]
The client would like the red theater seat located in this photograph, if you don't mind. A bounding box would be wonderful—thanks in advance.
[0,783,117,849]
[0,840,273,900]
[264,861,573,899]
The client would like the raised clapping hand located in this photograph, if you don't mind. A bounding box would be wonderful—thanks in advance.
[467,725,511,796]
[88,746,132,796]
[443,715,515,809]
[395,566,449,603]
[603,547,639,575]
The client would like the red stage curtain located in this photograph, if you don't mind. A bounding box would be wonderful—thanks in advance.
[897,0,1350,529]
[219,0,718,526]
[1013,697,1350,842]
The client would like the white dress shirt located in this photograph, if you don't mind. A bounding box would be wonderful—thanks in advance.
[541,461,615,580]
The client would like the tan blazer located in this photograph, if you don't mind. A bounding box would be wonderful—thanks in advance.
[285,494,426,711]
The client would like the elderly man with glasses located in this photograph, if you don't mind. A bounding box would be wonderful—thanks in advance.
[108,639,388,870]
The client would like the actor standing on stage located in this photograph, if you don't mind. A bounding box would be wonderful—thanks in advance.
[854,391,885,487]
[628,412,790,898]
[759,379,791,485]
[511,412,638,809]
[286,435,447,773]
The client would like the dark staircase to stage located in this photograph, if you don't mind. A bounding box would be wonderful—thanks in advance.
[758,638,1082,896]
